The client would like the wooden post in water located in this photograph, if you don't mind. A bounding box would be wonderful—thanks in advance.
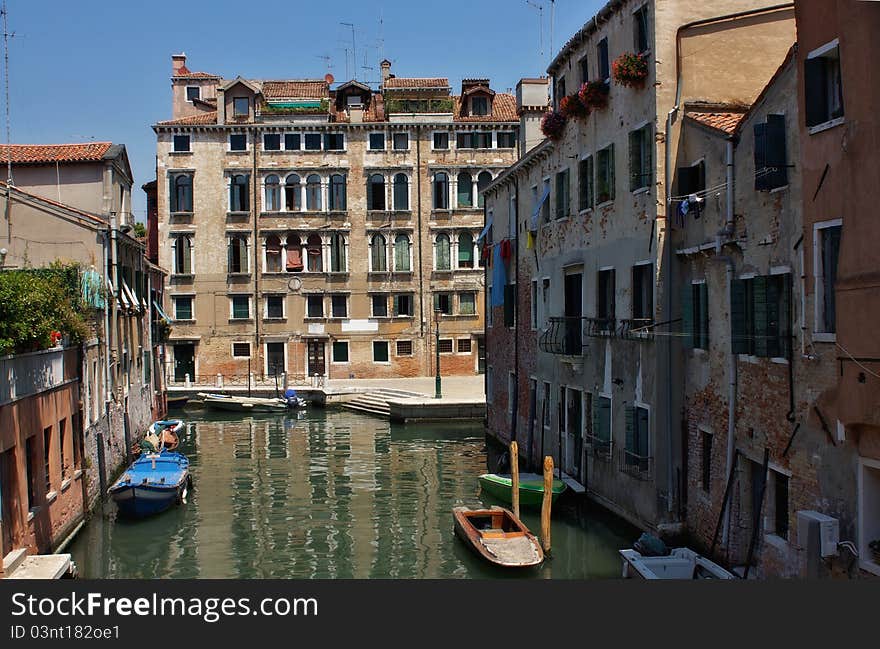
[541,455,553,555]
[510,441,520,519]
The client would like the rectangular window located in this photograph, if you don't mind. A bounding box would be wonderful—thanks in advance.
[304,133,322,150]
[474,132,492,149]
[598,37,610,81]
[555,77,566,108]
[497,132,516,148]
[43,426,52,495]
[266,295,284,319]
[263,134,281,151]
[629,125,652,191]
[457,338,472,353]
[634,5,649,54]
[230,295,250,320]
[372,294,388,318]
[439,339,454,354]
[543,382,552,428]
[186,86,200,102]
[677,160,706,198]
[306,294,324,318]
[284,133,301,150]
[754,115,787,190]
[597,269,616,322]
[434,293,452,316]
[232,342,251,358]
[459,292,476,316]
[229,133,247,151]
[731,274,791,356]
[632,264,653,321]
[816,224,841,334]
[369,133,385,150]
[772,470,789,539]
[578,156,594,211]
[805,41,844,129]
[597,144,615,204]
[555,168,570,219]
[701,430,712,492]
[373,341,389,362]
[324,133,345,150]
[332,341,349,363]
[579,56,589,85]
[624,405,651,472]
[233,97,249,117]
[396,340,413,356]
[433,132,449,149]
[541,178,551,223]
[503,284,516,327]
[331,294,348,318]
[25,437,36,508]
[173,295,193,321]
[471,96,489,116]
[531,280,538,329]
[393,294,413,317]
[392,132,409,150]
[173,135,191,152]
[456,132,473,149]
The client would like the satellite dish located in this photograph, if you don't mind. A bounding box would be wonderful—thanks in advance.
[287,277,303,292]
[324,73,335,85]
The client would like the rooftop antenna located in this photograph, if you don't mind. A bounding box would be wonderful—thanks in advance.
[315,54,332,73]
[340,22,356,80]
[361,48,374,82]
[549,0,555,64]
[525,0,544,74]
[377,10,384,67]
[2,0,13,186]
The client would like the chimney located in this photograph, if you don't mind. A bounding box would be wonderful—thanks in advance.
[516,77,550,155]
[380,59,392,85]
[172,53,187,76]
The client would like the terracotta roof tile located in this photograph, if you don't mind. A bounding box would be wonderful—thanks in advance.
[384,77,449,89]
[0,142,113,164]
[453,93,517,122]
[173,71,220,80]
[157,111,218,126]
[686,111,746,135]
[262,80,328,99]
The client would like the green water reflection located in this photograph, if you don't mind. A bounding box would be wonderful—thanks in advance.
[69,408,638,578]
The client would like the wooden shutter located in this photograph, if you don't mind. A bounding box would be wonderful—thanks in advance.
[625,405,635,454]
[782,273,792,359]
[766,115,787,189]
[731,278,748,354]
[754,122,768,191]
[629,131,639,192]
[766,275,781,358]
[682,283,694,349]
[753,275,769,357]
[591,393,601,442]
[608,144,615,201]
[637,407,650,458]
[699,283,709,350]
[804,57,827,127]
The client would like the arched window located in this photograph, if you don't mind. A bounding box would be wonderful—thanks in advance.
[393,173,409,211]
[264,175,280,212]
[433,172,449,210]
[228,235,249,274]
[229,174,249,212]
[286,234,303,272]
[368,173,386,211]
[457,171,473,208]
[435,233,451,270]
[306,234,323,272]
[394,234,411,272]
[171,174,192,212]
[329,174,347,211]
[458,232,474,268]
[172,235,193,275]
[306,174,322,211]
[330,233,346,272]
[284,174,301,211]
[477,171,492,208]
[370,233,387,272]
[265,234,282,273]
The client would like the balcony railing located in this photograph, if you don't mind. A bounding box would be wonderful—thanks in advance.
[586,317,616,338]
[0,346,79,406]
[538,317,588,355]
[585,434,613,462]
[618,448,653,481]
[619,318,654,340]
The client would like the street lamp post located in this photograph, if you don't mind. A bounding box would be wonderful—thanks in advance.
[434,308,442,399]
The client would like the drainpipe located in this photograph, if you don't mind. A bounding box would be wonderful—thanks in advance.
[512,178,520,446]
[252,129,261,379]
[663,107,679,514]
[416,125,424,345]
[110,211,120,403]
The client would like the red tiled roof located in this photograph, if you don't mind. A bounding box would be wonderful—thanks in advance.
[0,142,112,164]
[686,111,746,135]
[173,71,220,80]
[453,93,517,122]
[384,77,449,89]
[156,111,218,126]
[262,80,328,99]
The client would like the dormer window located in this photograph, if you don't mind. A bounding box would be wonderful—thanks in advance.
[346,95,364,107]
[233,97,249,117]
[471,96,489,116]
[186,86,200,102]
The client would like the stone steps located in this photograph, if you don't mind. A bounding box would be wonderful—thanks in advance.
[338,387,426,419]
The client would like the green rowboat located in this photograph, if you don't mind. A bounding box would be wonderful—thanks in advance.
[478,473,567,507]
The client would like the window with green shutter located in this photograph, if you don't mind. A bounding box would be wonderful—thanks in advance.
[731,274,791,357]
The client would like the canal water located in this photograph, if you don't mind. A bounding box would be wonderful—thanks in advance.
[69,408,638,579]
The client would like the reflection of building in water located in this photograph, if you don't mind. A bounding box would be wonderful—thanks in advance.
[194,420,239,577]
[339,410,378,578]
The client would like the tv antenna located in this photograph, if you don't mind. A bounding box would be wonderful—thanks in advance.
[340,22,356,80]
[315,54,332,75]
[525,1,544,73]
[1,0,14,186]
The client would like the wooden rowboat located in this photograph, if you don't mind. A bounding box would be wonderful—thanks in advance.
[478,472,566,507]
[452,505,544,568]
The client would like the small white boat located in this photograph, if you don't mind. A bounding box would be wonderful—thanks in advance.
[198,393,289,413]
[620,547,736,579]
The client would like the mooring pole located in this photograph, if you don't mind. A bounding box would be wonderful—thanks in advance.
[541,455,553,555]
[510,440,520,519]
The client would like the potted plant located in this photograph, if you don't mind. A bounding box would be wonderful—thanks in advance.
[578,81,610,110]
[612,52,649,88]
[559,92,589,120]
[540,110,567,141]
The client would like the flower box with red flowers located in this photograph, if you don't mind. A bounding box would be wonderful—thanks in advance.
[612,52,649,88]
[540,110,567,140]
[578,81,610,110]
[559,93,589,120]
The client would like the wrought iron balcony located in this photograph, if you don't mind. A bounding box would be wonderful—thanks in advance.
[585,434,613,462]
[586,317,616,338]
[618,449,653,481]
[619,318,655,340]
[538,317,588,355]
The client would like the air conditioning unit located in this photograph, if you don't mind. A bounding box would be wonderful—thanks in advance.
[797,510,839,558]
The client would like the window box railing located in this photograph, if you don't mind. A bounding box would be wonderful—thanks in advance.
[619,318,654,340]
[585,434,613,462]
[538,316,589,355]
[618,449,653,481]
[586,316,616,338]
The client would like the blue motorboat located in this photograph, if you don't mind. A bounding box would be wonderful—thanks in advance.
[108,451,191,518]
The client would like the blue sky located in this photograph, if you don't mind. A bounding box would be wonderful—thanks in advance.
[6,0,603,221]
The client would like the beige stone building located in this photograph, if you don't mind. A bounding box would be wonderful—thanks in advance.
[153,55,519,384]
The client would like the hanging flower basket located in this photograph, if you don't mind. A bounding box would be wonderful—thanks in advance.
[540,110,567,141]
[612,52,649,88]
[578,81,610,110]
[559,93,589,121]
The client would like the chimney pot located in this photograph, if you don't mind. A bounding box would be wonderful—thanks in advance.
[172,53,187,75]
